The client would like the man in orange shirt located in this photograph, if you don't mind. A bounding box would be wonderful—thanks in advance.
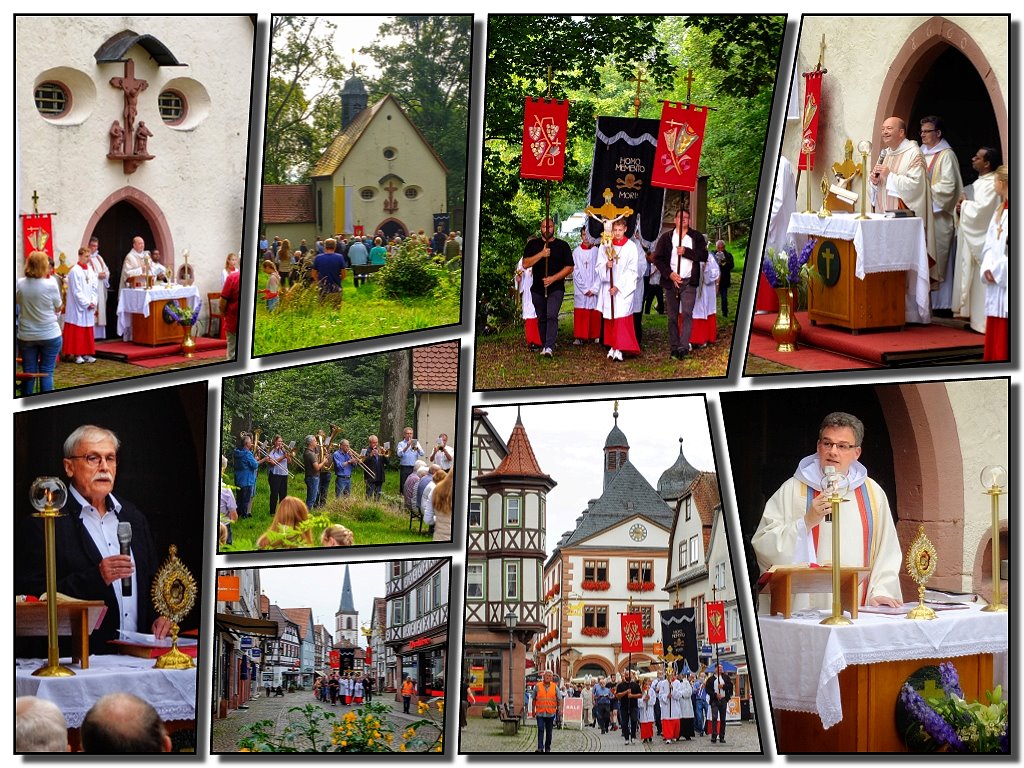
[401,676,415,714]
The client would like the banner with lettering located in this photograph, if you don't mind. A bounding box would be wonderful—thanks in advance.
[520,97,570,181]
[651,102,709,191]
[659,607,698,673]
[588,116,665,250]
[620,612,644,654]
[799,71,824,171]
[21,213,55,260]
[706,601,727,644]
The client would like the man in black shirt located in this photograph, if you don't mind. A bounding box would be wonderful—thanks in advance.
[615,670,642,745]
[522,218,574,357]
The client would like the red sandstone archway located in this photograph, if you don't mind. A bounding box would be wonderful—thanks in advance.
[83,186,175,274]
[873,17,1008,162]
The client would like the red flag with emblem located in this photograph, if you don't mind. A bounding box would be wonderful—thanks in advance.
[520,97,570,181]
[799,71,824,171]
[706,601,727,644]
[22,213,55,260]
[621,612,644,653]
[329,650,340,669]
[651,101,709,191]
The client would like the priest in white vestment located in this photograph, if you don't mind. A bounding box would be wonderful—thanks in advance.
[752,411,903,612]
[596,219,640,361]
[122,235,148,286]
[952,146,1002,333]
[870,116,936,278]
[919,117,963,310]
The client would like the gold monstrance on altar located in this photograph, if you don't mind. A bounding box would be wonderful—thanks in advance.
[152,545,198,669]
[905,525,938,620]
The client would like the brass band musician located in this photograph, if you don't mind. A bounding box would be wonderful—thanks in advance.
[258,435,290,517]
[332,439,359,498]
[360,435,387,500]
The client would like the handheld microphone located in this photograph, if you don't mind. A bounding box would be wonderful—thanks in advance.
[116,522,132,597]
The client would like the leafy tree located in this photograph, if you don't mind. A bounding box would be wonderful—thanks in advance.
[264,16,348,184]
[363,16,472,216]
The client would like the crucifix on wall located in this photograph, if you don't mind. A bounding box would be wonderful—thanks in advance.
[383,180,399,213]
[108,58,155,173]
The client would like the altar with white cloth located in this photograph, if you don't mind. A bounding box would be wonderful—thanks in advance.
[116,285,202,344]
[760,603,1007,752]
[16,653,197,729]
[788,212,931,329]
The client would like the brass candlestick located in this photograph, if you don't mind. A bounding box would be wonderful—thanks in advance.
[980,465,1007,612]
[152,545,198,669]
[906,525,938,620]
[856,140,872,220]
[30,477,75,677]
[821,471,853,626]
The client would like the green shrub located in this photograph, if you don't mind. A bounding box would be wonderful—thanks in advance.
[376,241,444,298]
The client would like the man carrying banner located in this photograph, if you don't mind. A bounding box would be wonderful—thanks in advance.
[654,209,708,359]
[704,662,733,744]
[521,218,573,358]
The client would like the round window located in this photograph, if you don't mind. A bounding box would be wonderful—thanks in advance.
[34,81,70,118]
[158,90,187,124]
[360,188,376,200]
[404,187,419,199]
[383,147,397,160]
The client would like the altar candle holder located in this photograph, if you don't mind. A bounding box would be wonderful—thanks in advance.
[821,471,854,626]
[980,465,1007,612]
[30,477,75,677]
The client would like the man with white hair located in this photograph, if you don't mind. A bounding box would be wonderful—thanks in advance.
[16,696,70,752]
[18,425,172,651]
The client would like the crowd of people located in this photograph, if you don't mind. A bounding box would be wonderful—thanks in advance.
[311,672,374,707]
[16,234,243,394]
[223,424,455,549]
[258,227,462,307]
[515,214,733,362]
[522,663,735,753]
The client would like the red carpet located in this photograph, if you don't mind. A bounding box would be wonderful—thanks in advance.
[128,348,228,367]
[96,337,227,365]
[750,312,984,369]
[747,331,879,371]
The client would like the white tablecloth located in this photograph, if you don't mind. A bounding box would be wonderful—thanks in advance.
[16,654,197,727]
[759,603,1007,729]
[116,285,202,340]
[788,212,931,324]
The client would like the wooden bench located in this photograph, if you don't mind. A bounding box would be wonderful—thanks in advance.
[351,263,384,286]
[498,702,521,735]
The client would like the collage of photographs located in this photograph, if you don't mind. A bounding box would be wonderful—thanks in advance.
[9,11,1010,762]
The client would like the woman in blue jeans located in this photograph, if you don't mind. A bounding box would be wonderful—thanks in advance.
[16,251,63,395]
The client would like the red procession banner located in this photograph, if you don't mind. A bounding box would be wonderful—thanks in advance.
[329,650,340,669]
[706,601,727,645]
[520,97,569,181]
[651,101,709,191]
[799,71,824,171]
[21,213,55,260]
[621,612,644,654]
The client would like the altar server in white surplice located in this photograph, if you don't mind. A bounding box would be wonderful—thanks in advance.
[953,146,1002,333]
[596,219,640,361]
[752,411,903,612]
[514,257,542,350]
[870,116,936,271]
[571,227,601,343]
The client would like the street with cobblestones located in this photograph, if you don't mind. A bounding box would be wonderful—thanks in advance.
[458,714,762,754]
[210,691,442,753]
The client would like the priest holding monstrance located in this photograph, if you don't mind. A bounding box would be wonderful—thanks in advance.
[751,411,903,610]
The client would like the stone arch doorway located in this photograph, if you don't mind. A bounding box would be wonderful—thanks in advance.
[376,217,407,241]
[85,187,173,337]
[874,17,1007,174]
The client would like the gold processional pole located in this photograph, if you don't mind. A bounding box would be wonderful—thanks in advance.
[30,477,75,677]
[980,465,1008,613]
[820,470,853,626]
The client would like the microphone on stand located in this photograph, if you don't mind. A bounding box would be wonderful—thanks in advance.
[116,522,133,597]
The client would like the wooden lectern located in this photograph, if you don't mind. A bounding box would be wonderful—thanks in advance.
[133,298,187,345]
[16,600,107,669]
[758,564,871,619]
[809,239,905,332]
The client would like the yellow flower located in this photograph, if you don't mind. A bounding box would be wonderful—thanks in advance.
[418,701,430,714]
[373,731,381,738]
[341,740,347,747]
[386,734,394,744]
[399,744,407,752]
[437,700,445,714]
[239,748,251,752]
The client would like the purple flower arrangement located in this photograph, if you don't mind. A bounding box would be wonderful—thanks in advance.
[762,238,816,288]
[899,662,1007,753]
